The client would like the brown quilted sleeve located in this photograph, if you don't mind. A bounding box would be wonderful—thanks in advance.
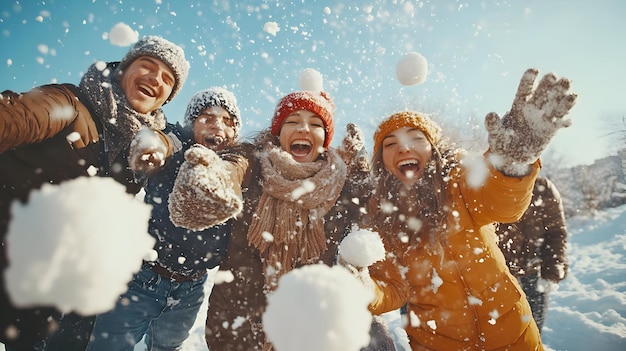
[0,85,96,153]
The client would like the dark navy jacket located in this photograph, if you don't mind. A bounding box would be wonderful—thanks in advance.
[144,122,232,276]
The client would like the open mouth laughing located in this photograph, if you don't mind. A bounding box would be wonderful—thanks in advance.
[397,158,420,179]
[204,135,225,147]
[137,83,156,98]
[290,140,312,157]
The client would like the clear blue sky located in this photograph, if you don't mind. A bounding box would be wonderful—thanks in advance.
[2,0,624,167]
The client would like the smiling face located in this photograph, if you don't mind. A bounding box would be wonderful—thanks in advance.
[192,106,236,151]
[278,110,326,163]
[119,55,175,114]
[381,126,433,186]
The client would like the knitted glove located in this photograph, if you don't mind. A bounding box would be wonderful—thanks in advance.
[485,68,577,176]
[169,144,243,231]
[338,123,370,174]
[128,127,172,177]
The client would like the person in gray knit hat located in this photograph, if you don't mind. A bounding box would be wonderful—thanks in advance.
[0,35,189,351]
[118,35,190,103]
[85,86,247,351]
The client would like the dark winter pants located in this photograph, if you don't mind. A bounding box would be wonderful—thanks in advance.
[518,272,549,332]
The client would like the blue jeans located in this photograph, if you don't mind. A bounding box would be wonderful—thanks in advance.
[85,264,207,351]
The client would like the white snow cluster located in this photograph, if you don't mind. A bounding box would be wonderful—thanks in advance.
[396,52,428,86]
[5,177,155,315]
[299,68,324,92]
[263,21,280,36]
[263,264,373,351]
[108,22,139,47]
[338,227,386,268]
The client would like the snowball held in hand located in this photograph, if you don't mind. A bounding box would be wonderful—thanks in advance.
[338,228,386,268]
[396,52,428,86]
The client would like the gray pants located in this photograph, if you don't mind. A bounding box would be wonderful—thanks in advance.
[518,272,550,333]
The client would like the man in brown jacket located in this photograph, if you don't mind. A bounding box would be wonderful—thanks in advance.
[0,35,189,351]
[496,176,569,332]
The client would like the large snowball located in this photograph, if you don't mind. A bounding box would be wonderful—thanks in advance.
[396,52,428,86]
[338,227,386,268]
[5,177,155,315]
[263,264,373,351]
[299,68,324,92]
[108,22,139,47]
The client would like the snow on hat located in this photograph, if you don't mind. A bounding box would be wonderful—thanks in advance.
[271,90,336,148]
[373,111,442,153]
[183,87,242,137]
[118,35,190,103]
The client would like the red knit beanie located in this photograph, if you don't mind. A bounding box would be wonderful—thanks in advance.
[373,111,442,153]
[271,91,336,148]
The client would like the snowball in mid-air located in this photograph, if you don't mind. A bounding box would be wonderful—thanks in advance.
[263,21,280,36]
[5,177,155,315]
[396,52,428,86]
[338,227,386,268]
[109,22,139,47]
[263,265,373,351]
[299,68,324,92]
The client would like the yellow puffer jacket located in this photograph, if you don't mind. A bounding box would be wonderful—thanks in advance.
[369,160,543,351]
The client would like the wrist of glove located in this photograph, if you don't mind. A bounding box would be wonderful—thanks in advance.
[337,255,375,297]
[169,144,243,231]
[128,127,170,176]
[485,68,577,177]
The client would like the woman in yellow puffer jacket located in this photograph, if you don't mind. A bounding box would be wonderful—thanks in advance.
[364,68,577,350]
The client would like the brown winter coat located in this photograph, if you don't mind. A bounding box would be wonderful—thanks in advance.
[205,141,368,351]
[368,160,544,351]
[0,84,172,348]
[496,176,568,282]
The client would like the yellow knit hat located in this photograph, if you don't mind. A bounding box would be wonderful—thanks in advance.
[373,111,442,153]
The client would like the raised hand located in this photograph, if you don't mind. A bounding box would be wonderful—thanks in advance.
[168,144,243,231]
[338,123,370,173]
[128,127,170,176]
[485,68,577,176]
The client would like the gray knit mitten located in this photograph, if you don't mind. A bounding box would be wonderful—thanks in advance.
[169,144,243,231]
[485,68,577,176]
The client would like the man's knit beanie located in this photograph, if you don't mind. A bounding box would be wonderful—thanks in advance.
[373,111,442,153]
[271,90,336,148]
[183,87,242,138]
[118,35,190,103]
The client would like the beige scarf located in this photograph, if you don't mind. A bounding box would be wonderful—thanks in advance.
[247,144,347,291]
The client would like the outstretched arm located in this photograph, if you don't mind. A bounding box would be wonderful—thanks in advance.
[168,144,248,231]
[485,68,577,176]
[1,84,97,153]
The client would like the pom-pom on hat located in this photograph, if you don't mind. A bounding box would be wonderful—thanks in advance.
[373,111,442,153]
[271,90,336,148]
[183,87,242,138]
[118,35,190,103]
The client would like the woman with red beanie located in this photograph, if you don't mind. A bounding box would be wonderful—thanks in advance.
[362,69,577,350]
[169,87,394,350]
